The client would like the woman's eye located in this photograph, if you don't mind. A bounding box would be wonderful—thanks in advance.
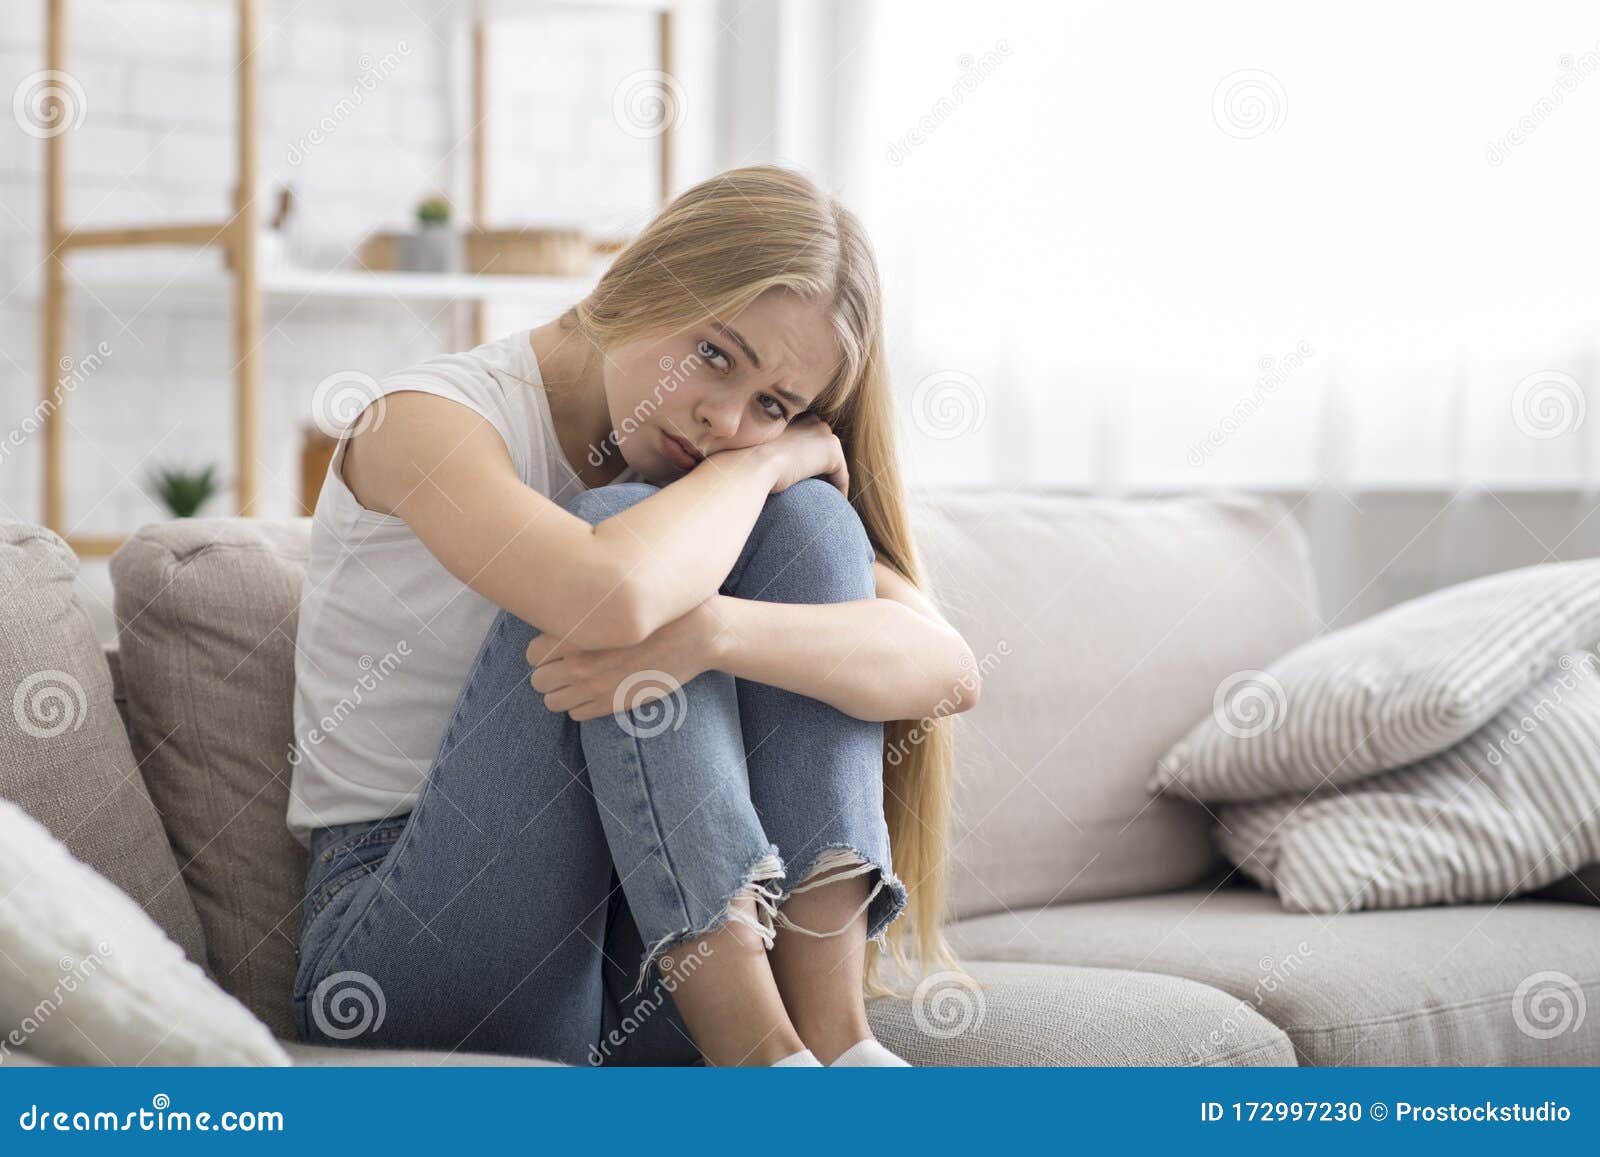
[696,339,731,371]
[757,393,789,421]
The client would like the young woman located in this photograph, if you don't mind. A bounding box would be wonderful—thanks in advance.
[288,165,978,1068]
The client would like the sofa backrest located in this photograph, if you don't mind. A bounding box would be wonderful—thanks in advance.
[910,492,1317,918]
[102,491,1317,1030]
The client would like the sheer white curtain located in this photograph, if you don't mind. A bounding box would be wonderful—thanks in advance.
[827,0,1600,494]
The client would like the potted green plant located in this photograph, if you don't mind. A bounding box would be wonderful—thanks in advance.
[147,464,218,519]
[399,194,460,272]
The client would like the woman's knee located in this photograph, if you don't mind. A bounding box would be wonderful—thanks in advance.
[740,479,875,602]
[562,481,661,528]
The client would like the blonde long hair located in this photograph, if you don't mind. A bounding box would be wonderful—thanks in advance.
[566,165,957,994]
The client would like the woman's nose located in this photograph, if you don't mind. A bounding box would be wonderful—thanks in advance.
[695,395,743,439]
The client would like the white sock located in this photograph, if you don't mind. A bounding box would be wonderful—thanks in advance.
[771,1048,823,1067]
[829,1038,911,1067]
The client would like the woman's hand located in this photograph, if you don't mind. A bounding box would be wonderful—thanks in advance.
[757,413,848,497]
[525,598,723,722]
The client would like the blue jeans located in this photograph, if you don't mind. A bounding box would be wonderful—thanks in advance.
[290,478,907,1065]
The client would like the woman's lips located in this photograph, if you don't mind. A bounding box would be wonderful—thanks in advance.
[659,429,703,469]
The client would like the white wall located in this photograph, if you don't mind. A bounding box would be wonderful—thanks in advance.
[0,0,715,535]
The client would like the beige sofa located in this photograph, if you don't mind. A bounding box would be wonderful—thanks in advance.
[2,490,1596,1067]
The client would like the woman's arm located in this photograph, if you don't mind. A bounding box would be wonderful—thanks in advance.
[341,391,843,649]
[701,581,981,722]
[527,561,982,724]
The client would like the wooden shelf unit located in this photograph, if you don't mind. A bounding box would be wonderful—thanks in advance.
[40,0,679,557]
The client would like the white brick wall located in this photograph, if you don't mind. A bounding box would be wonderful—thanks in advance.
[0,0,713,534]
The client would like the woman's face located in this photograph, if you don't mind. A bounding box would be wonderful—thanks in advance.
[601,289,840,483]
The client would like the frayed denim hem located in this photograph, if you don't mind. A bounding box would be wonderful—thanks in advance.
[627,845,786,1000]
[773,845,909,946]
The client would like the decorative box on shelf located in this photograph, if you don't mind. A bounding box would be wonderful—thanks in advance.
[358,225,593,276]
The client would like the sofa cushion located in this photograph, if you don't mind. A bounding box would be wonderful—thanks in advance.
[913,492,1317,919]
[282,1041,563,1066]
[948,885,1600,1065]
[110,518,312,1038]
[0,522,204,963]
[867,959,1294,1066]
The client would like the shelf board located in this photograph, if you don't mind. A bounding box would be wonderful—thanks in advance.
[261,265,599,303]
[41,260,600,308]
[163,0,690,14]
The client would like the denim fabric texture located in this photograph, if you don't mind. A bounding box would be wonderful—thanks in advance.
[291,478,907,1065]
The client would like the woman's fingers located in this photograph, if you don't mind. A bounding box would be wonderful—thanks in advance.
[541,686,591,714]
[528,659,572,693]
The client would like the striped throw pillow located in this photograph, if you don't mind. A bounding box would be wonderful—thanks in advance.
[1149,559,1600,802]
[1214,654,1600,912]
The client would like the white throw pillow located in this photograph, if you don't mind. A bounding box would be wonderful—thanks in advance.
[0,798,289,1066]
[1215,654,1600,913]
[1150,559,1600,802]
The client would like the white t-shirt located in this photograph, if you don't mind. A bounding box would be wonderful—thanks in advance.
[286,329,637,846]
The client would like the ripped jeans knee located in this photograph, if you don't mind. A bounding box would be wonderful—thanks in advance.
[774,847,907,942]
[628,847,787,999]
[629,845,909,997]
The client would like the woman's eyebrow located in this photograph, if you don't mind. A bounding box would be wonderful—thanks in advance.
[712,321,761,369]
[710,321,810,408]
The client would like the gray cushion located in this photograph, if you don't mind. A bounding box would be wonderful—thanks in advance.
[0,522,205,963]
[279,957,1294,1068]
[281,1041,563,1066]
[948,885,1600,1065]
[867,959,1294,1066]
[110,518,312,1038]
[913,492,1317,918]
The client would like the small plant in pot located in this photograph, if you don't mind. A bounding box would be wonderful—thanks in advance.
[399,194,460,272]
[147,463,218,519]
